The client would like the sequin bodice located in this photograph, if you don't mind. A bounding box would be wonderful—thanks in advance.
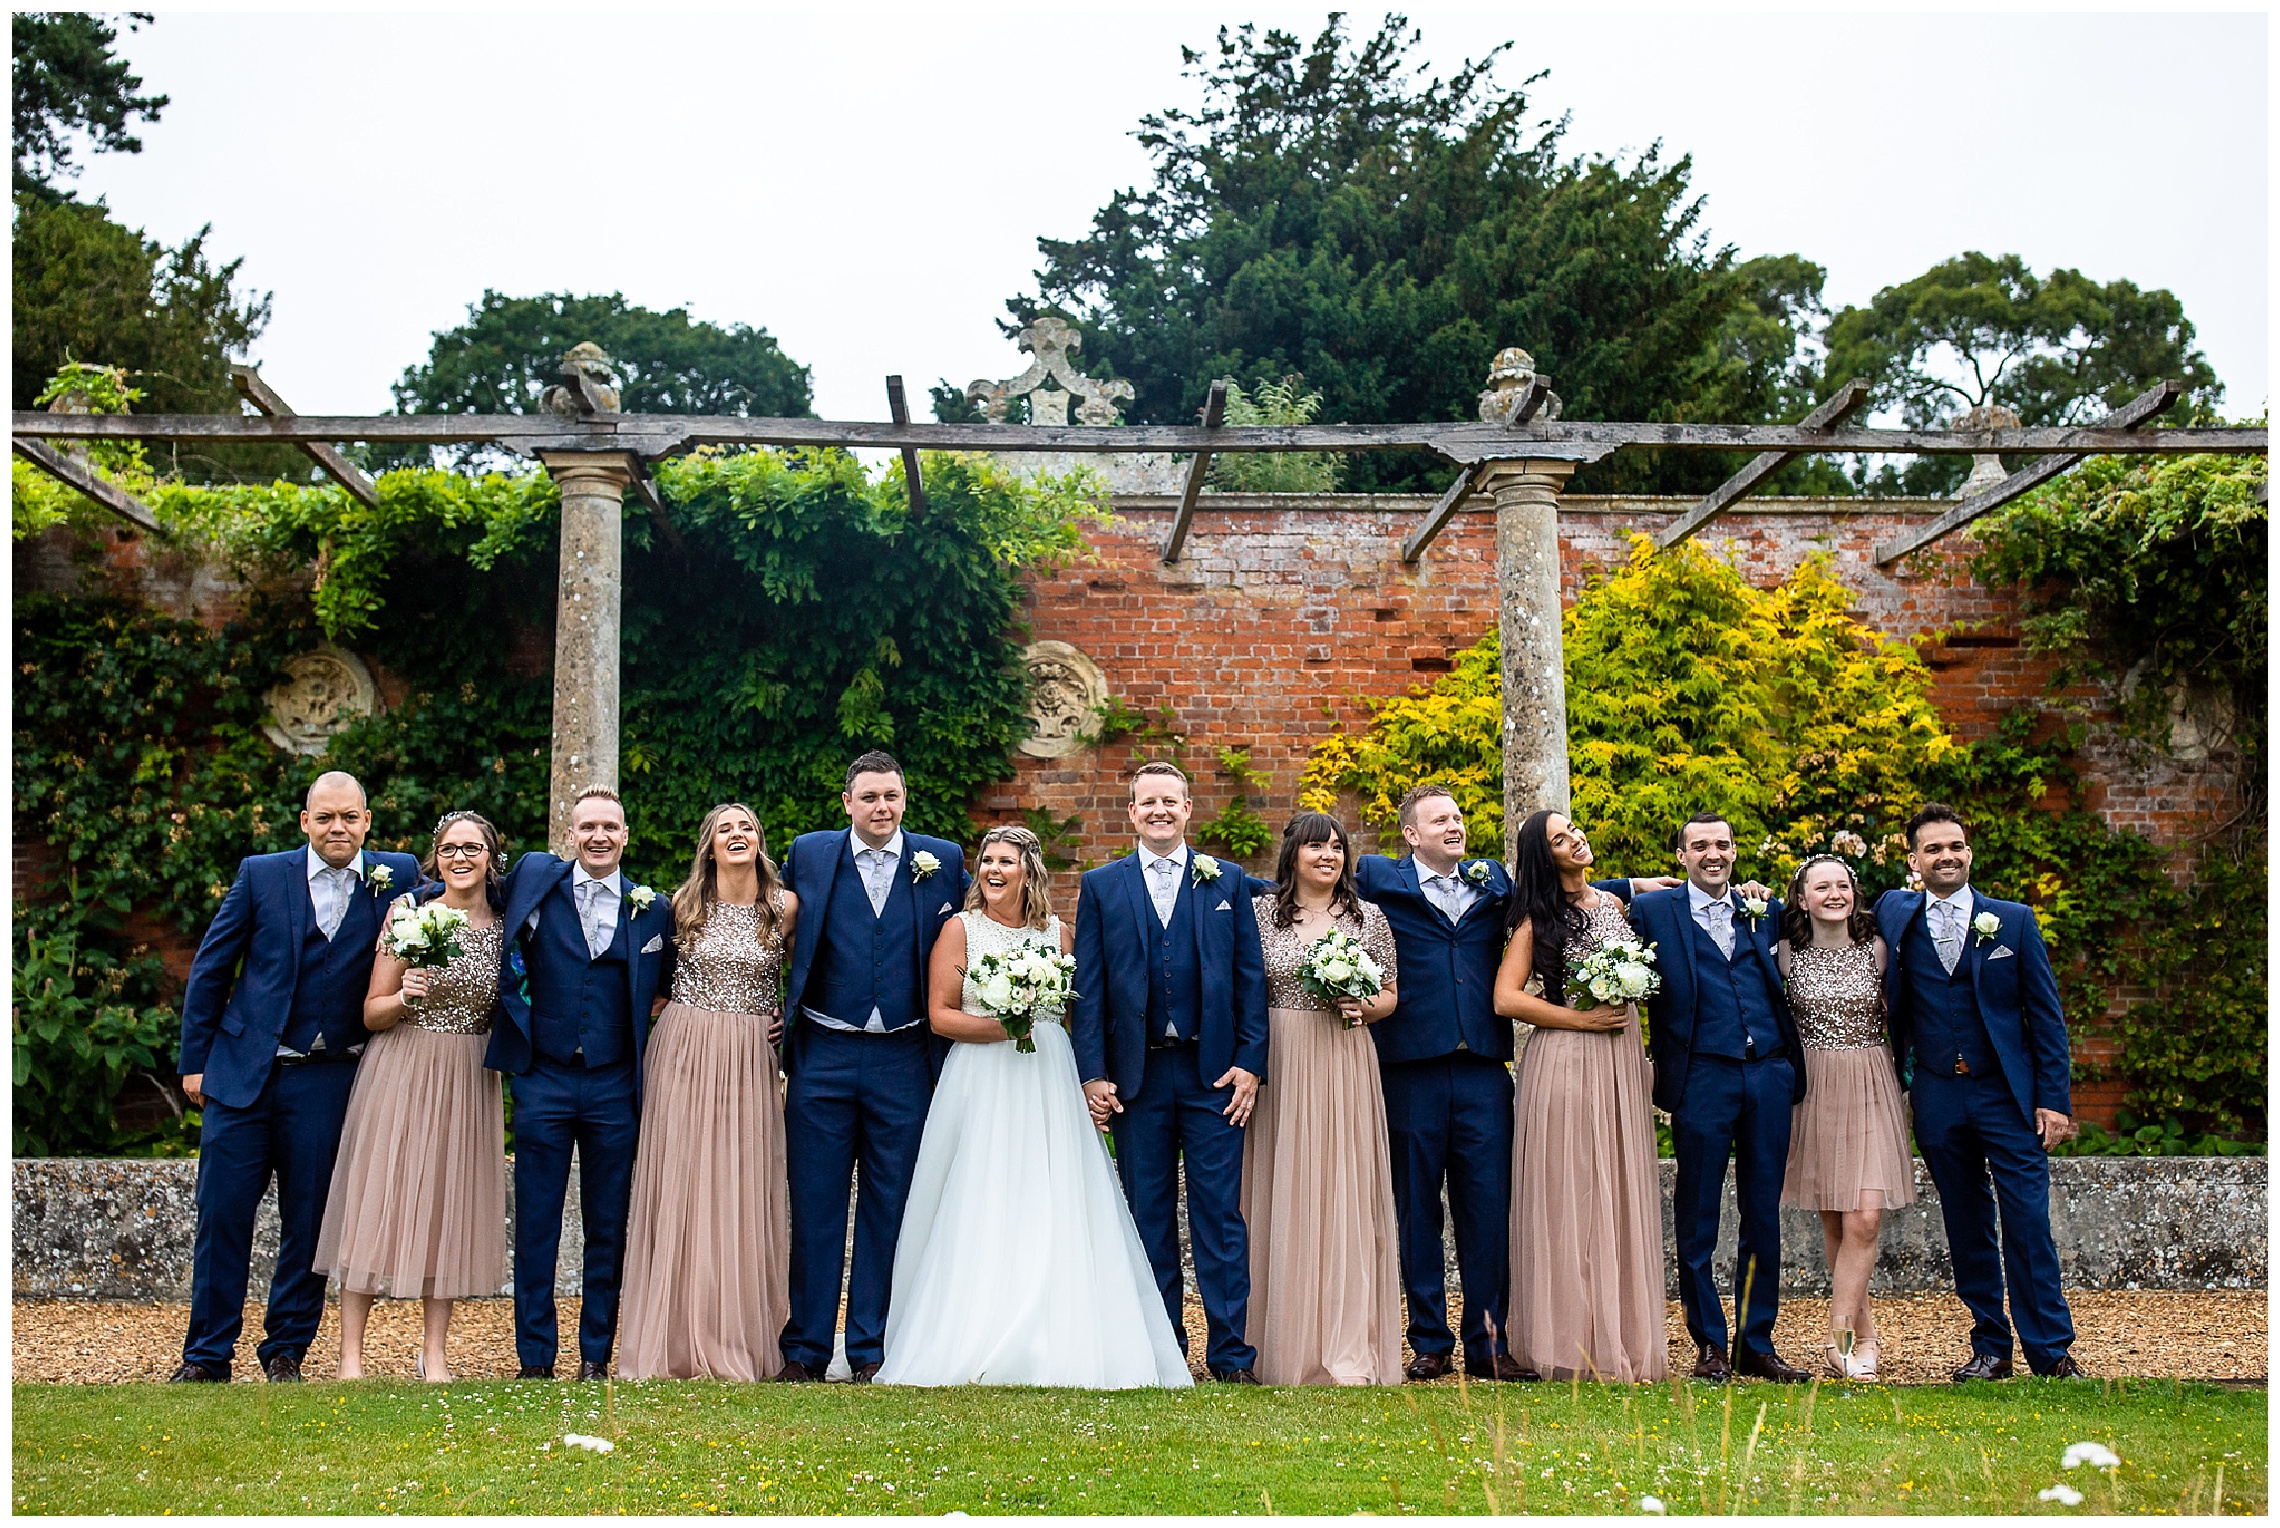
[1253,895,1399,1012]
[404,917,502,1036]
[958,911,1066,1024]
[1787,939,1886,1049]
[669,898,786,1016]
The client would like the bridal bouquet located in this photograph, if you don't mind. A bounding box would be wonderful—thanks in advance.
[966,946,1076,1054]
[1297,926,1385,1027]
[384,901,470,971]
[1566,935,1661,1008]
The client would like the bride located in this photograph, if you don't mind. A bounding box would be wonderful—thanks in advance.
[877,825,1192,1389]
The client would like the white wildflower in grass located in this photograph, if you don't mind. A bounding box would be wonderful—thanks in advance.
[1566,935,1663,1008]
[2038,1483,2084,1505]
[963,946,1077,1053]
[2062,1442,2121,1471]
[1296,926,1384,1026]
[1639,1495,1666,1514]
[563,1433,615,1454]
[384,902,471,970]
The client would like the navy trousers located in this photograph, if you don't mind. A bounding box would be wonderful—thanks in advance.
[1382,1053,1513,1367]
[1912,1070,2075,1370]
[782,1023,933,1371]
[1670,1052,1795,1357]
[509,1056,640,1370]
[182,1058,359,1374]
[1110,1042,1255,1377]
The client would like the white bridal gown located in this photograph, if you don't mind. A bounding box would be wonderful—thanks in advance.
[877,911,1193,1389]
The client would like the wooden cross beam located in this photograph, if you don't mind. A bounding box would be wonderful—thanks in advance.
[1657,377,1871,549]
[1874,381,2182,566]
[12,437,162,534]
[1402,373,1559,561]
[1161,380,1228,564]
[229,365,381,508]
[885,375,928,518]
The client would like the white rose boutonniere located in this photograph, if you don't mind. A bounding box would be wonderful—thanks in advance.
[625,885,657,914]
[911,850,942,881]
[1463,860,1493,887]
[1740,894,1769,929]
[1972,910,2001,946]
[1190,853,1223,885]
[366,863,394,893]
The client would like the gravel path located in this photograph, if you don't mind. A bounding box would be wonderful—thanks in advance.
[13,1290,2264,1386]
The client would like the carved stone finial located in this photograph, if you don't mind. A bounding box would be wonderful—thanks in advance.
[1478,346,1561,424]
[1955,402,2022,494]
[542,342,622,415]
[966,317,1136,426]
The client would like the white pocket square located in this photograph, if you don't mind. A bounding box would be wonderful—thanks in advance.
[938,901,954,915]
[1215,900,1232,912]
[640,935,664,955]
[1986,945,2014,960]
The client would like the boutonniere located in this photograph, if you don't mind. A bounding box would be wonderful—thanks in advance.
[1740,895,1769,929]
[1463,860,1494,887]
[1190,853,1223,885]
[910,850,942,881]
[626,884,658,914]
[1971,910,2001,946]
[367,863,394,893]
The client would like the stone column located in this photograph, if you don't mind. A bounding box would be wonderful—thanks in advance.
[1484,457,1578,866]
[537,452,634,855]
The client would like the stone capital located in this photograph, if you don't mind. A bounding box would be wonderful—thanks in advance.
[1475,457,1579,500]
[536,451,638,492]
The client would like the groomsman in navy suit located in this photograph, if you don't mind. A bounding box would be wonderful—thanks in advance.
[1073,760,1271,1382]
[1877,804,2083,1380]
[1358,782,1672,1382]
[1630,812,1809,1383]
[172,771,422,1383]
[489,786,674,1380]
[778,750,968,1383]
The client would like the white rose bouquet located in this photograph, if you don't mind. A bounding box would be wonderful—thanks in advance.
[1565,935,1661,1009]
[1297,926,1385,1028]
[964,945,1077,1054]
[384,900,471,971]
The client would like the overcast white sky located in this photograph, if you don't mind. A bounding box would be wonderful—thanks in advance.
[63,8,2270,425]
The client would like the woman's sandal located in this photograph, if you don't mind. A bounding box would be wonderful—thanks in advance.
[1849,1340,1880,1382]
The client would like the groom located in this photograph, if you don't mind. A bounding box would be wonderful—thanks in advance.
[1073,760,1270,1382]
[778,750,967,1383]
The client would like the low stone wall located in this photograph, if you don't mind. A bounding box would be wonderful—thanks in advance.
[14,1155,2264,1304]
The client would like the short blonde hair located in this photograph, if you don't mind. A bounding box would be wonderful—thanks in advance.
[963,826,1054,930]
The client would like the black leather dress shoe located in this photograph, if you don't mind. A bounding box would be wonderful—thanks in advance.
[1952,1353,2015,1382]
[263,1354,304,1383]
[774,1360,818,1383]
[517,1365,555,1380]
[1735,1349,1810,1384]
[1212,1367,1261,1385]
[1404,1353,1454,1381]
[1692,1344,1733,1382]
[1466,1355,1542,1383]
[575,1361,609,1382]
[2036,1354,2088,1380]
[168,1361,225,1384]
[847,1361,882,1384]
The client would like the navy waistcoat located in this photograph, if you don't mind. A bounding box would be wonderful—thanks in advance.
[1144,866,1203,1041]
[806,839,923,1032]
[281,903,372,1053]
[1685,914,1784,1060]
[1904,905,1994,1075]
[526,879,633,1065]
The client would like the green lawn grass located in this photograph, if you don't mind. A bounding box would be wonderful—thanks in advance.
[12,1375,2263,1515]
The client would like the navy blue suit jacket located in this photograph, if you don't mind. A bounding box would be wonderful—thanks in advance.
[486,852,675,1080]
[1072,851,1270,1096]
[1875,888,2069,1126]
[177,846,424,1109]
[780,828,966,1040]
[1629,885,1805,1114]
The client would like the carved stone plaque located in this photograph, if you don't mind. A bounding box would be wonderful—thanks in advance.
[1020,640,1108,759]
[263,646,378,755]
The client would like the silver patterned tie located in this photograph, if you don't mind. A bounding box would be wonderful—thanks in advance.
[317,868,350,940]
[1150,857,1178,927]
[1935,900,1963,974]
[1707,899,1734,960]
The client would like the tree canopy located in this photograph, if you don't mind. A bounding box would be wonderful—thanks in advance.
[1009,16,1827,493]
[11,11,167,201]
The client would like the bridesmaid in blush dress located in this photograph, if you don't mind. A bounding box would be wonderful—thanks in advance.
[1494,809,1668,1383]
[1242,811,1404,1387]
[616,803,799,1382]
[318,810,508,1382]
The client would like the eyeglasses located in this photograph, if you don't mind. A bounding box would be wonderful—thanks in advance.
[435,844,489,861]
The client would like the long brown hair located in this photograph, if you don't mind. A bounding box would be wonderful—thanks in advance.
[670,802,782,944]
[1780,854,1877,947]
[1270,811,1364,930]
[962,825,1054,930]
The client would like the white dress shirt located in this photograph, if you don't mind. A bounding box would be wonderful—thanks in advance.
[572,864,625,959]
[304,844,363,942]
[805,829,905,1034]
[1416,859,1478,925]
[1137,841,1191,1038]
[1687,878,1737,961]
[1927,883,1975,973]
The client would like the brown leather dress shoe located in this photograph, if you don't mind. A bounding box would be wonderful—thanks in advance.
[848,1361,882,1384]
[1212,1367,1260,1385]
[1952,1352,2015,1382]
[575,1361,609,1382]
[1465,1355,1542,1382]
[1403,1353,1454,1381]
[1735,1349,1810,1384]
[168,1361,226,1384]
[1692,1343,1733,1382]
[2036,1354,2088,1380]
[517,1365,555,1380]
[774,1360,818,1383]
[263,1354,304,1383]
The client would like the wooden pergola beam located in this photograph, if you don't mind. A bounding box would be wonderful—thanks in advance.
[13,438,162,534]
[229,365,381,508]
[1657,377,1871,549]
[1160,380,1228,565]
[885,375,927,518]
[1401,461,1487,562]
[1874,381,2182,566]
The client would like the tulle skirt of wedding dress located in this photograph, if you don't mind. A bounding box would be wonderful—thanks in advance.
[877,1020,1193,1389]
